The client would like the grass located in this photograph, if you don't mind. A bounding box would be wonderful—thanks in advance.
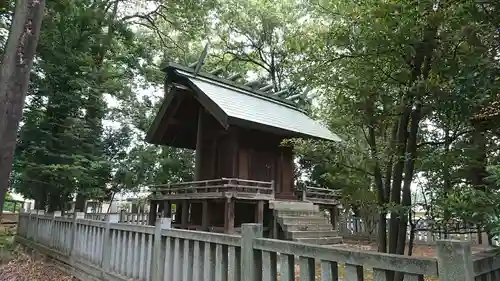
[0,225,16,265]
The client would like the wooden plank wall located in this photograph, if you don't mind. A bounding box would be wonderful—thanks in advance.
[193,109,296,198]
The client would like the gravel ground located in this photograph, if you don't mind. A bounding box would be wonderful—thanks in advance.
[0,250,74,281]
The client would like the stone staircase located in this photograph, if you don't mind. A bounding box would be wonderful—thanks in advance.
[269,201,343,245]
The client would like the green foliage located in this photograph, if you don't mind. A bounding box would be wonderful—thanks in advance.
[2,193,20,213]
[1,0,499,251]
[281,0,500,251]
[10,0,199,210]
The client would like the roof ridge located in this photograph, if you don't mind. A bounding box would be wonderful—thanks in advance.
[163,62,307,114]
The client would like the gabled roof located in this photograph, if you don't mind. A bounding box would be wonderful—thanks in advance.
[145,63,341,147]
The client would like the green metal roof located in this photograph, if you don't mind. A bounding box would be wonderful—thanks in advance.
[172,66,341,142]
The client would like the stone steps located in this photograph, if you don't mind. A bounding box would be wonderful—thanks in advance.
[287,230,340,239]
[274,210,321,217]
[282,223,334,231]
[269,201,319,212]
[279,216,329,225]
[275,207,342,245]
[293,236,343,245]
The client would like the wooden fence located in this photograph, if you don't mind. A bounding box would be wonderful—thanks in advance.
[15,211,500,281]
[339,216,497,246]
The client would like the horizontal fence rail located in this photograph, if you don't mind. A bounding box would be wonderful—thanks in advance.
[84,212,150,225]
[302,186,341,204]
[15,211,500,281]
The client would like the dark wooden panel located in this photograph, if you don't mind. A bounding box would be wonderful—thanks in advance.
[280,148,294,195]
[238,148,249,179]
[230,129,239,177]
[215,135,233,178]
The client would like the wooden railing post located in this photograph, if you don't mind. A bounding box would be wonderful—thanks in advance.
[34,210,44,242]
[302,188,307,201]
[50,211,61,247]
[28,210,36,240]
[16,209,25,236]
[69,212,84,259]
[241,223,263,281]
[152,218,171,281]
[101,213,119,277]
[436,240,474,281]
[270,180,275,198]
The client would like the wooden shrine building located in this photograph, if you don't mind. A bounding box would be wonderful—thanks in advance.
[146,62,342,237]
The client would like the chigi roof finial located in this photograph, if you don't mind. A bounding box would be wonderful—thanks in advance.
[170,42,314,111]
[194,44,209,76]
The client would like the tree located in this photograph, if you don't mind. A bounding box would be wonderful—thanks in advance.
[0,0,45,216]
[12,0,207,210]
[289,0,500,267]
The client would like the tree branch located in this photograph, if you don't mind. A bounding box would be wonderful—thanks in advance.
[417,129,473,148]
[223,50,271,73]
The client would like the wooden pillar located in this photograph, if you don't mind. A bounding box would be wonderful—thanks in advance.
[181,200,189,228]
[271,210,278,239]
[163,201,172,217]
[202,200,210,231]
[157,202,164,216]
[190,202,203,225]
[174,201,181,224]
[224,198,235,233]
[330,207,337,228]
[256,201,264,225]
[194,108,204,181]
[148,201,158,226]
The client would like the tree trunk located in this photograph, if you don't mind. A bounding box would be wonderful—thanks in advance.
[388,104,411,254]
[443,130,451,239]
[364,94,388,253]
[74,193,86,212]
[379,122,398,253]
[34,189,46,210]
[470,124,488,244]
[396,103,421,255]
[408,213,418,257]
[0,0,46,216]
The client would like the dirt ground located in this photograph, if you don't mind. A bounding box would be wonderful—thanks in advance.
[0,225,73,281]
[0,252,74,281]
[335,240,493,257]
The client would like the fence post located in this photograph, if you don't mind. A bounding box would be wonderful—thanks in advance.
[436,240,474,281]
[16,209,25,236]
[119,209,126,223]
[101,213,119,277]
[152,218,171,281]
[34,210,44,242]
[50,211,61,247]
[69,212,85,259]
[27,210,34,240]
[28,209,36,240]
[241,223,263,281]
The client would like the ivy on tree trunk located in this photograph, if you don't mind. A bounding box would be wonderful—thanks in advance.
[0,0,45,216]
